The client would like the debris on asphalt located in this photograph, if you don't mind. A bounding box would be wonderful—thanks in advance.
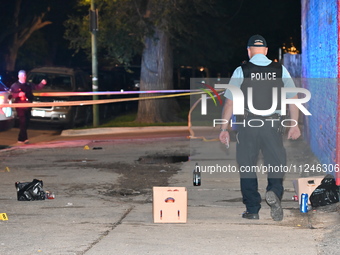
[15,179,46,201]
[0,167,10,173]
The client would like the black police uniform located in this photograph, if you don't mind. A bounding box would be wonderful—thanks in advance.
[236,61,286,214]
[10,81,45,142]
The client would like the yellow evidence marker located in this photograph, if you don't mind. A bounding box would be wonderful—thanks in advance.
[0,213,8,221]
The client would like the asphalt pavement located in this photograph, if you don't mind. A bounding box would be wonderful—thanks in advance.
[0,126,339,255]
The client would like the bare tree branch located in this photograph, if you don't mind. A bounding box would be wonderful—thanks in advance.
[18,12,52,47]
[4,0,52,71]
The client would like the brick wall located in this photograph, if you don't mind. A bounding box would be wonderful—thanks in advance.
[301,0,338,167]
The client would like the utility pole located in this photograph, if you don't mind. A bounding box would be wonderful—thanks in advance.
[90,0,99,127]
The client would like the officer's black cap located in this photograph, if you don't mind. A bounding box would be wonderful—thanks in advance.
[247,35,267,47]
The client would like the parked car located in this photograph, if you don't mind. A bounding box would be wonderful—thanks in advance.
[0,76,15,131]
[27,67,92,128]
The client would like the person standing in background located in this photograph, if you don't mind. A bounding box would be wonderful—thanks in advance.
[10,70,47,143]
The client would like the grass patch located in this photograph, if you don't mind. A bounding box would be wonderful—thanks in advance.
[101,98,190,127]
[81,108,189,129]
[100,111,188,127]
[78,97,194,129]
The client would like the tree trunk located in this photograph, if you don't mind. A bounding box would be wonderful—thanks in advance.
[136,28,177,123]
[5,45,19,71]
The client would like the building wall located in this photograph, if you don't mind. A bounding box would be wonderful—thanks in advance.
[283,53,301,78]
[301,0,339,167]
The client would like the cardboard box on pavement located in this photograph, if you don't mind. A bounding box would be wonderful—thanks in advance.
[293,176,325,204]
[153,187,187,223]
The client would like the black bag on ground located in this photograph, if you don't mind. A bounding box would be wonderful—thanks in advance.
[15,179,46,201]
[310,174,339,207]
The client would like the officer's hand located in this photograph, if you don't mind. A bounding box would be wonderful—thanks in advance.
[287,126,301,140]
[41,79,47,85]
[219,130,230,145]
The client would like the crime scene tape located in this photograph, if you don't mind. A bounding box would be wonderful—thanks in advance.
[0,88,225,142]
[0,89,216,108]
[34,89,195,97]
[188,91,225,141]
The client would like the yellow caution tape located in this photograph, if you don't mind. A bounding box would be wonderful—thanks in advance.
[0,89,225,144]
[0,91,206,108]
[33,90,197,97]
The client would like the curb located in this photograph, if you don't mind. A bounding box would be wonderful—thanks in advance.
[61,126,189,136]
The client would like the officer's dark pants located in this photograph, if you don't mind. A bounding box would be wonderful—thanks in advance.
[236,117,286,214]
[17,108,31,142]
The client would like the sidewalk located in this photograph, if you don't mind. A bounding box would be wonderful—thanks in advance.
[83,130,338,255]
[60,126,189,136]
[0,126,339,255]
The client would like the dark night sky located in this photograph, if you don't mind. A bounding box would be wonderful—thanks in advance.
[16,0,301,75]
[227,0,301,67]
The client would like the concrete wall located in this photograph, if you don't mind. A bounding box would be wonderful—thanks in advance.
[283,53,301,78]
[301,0,339,167]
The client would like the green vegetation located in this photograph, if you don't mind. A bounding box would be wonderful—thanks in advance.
[81,97,191,129]
[100,111,188,128]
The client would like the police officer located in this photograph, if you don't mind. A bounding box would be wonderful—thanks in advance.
[219,35,301,221]
[10,70,47,143]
